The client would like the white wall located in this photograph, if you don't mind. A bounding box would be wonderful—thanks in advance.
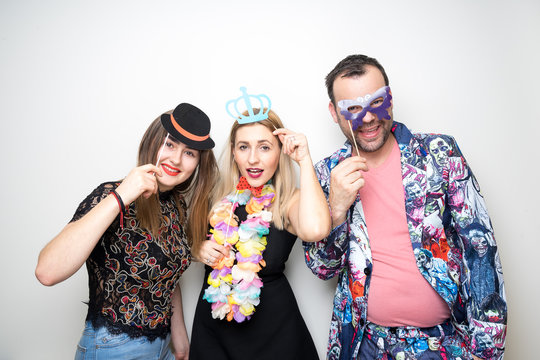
[1,0,538,358]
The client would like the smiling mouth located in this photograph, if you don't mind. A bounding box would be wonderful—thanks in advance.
[247,168,263,178]
[162,163,180,176]
[359,124,380,134]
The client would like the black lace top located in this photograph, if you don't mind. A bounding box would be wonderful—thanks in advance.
[71,182,191,340]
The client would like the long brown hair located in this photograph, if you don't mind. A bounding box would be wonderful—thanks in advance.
[210,109,296,230]
[135,113,218,248]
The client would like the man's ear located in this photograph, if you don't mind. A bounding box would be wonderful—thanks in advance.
[328,101,339,124]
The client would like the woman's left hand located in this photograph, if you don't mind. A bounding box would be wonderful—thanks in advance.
[172,336,189,360]
[273,128,310,164]
[275,128,331,242]
[196,240,228,267]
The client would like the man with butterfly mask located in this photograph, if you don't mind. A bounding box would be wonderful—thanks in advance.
[303,55,506,360]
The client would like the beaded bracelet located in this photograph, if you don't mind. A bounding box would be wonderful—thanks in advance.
[110,189,125,229]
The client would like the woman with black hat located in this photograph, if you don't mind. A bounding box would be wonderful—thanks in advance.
[36,103,217,360]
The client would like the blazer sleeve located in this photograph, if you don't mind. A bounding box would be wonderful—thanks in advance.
[446,136,507,360]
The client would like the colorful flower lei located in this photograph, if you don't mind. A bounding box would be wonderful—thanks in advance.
[202,180,275,322]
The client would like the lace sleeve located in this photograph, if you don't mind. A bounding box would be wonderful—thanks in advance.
[69,182,117,223]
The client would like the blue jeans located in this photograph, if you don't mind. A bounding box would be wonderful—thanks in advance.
[74,321,175,360]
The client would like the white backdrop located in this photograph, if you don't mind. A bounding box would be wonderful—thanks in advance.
[1,0,538,359]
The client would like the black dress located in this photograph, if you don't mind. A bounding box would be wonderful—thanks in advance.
[190,205,319,360]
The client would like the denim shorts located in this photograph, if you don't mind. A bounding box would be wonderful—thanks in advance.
[74,321,175,360]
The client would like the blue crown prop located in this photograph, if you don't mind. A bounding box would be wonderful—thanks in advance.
[226,87,272,124]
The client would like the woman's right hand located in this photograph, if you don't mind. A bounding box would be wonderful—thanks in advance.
[35,164,162,286]
[115,164,162,206]
[196,240,229,267]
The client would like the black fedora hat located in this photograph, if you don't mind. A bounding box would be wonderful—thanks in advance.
[160,103,215,150]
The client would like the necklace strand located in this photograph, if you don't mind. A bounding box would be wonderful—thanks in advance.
[203,181,275,322]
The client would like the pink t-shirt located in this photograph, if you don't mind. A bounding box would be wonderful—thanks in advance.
[360,139,450,327]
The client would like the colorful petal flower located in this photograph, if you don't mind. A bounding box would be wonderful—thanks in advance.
[203,183,275,323]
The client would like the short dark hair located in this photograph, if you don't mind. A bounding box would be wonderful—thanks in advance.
[325,54,389,105]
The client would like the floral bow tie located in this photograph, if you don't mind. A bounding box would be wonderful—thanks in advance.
[236,176,264,197]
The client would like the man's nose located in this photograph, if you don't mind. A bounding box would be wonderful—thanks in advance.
[362,111,376,124]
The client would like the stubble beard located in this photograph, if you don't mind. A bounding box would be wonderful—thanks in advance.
[347,120,392,153]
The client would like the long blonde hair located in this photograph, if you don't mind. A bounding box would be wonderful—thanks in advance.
[135,114,218,247]
[210,109,296,230]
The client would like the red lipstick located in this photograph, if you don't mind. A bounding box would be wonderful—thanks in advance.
[246,168,263,179]
[161,163,180,176]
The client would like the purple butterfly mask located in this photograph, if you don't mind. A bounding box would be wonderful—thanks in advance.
[337,85,392,131]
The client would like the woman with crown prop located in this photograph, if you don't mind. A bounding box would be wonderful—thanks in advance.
[189,88,331,359]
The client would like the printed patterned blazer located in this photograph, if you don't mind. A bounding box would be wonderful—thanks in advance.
[303,122,506,360]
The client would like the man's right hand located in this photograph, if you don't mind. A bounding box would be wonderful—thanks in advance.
[328,156,368,227]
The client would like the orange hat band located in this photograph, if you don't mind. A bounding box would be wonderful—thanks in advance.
[170,113,209,141]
